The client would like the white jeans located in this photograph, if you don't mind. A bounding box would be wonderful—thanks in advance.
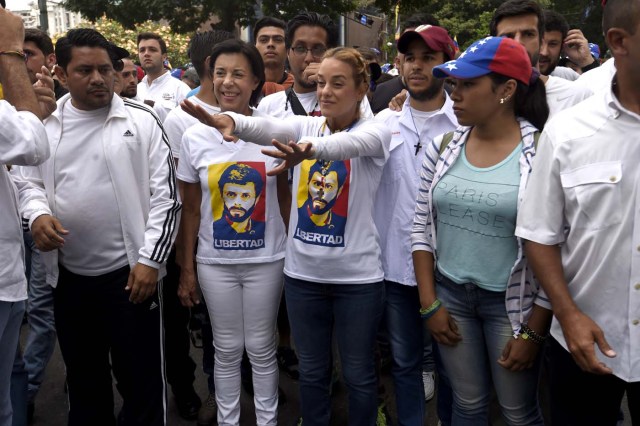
[198,260,284,426]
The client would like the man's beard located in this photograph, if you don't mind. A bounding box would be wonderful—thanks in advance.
[121,87,137,98]
[408,77,444,102]
[296,75,317,90]
[224,205,254,223]
[309,194,338,215]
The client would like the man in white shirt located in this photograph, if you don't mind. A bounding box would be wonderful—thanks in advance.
[137,32,191,122]
[257,12,373,119]
[490,0,593,118]
[0,8,50,425]
[19,28,179,426]
[374,24,459,424]
[515,0,640,424]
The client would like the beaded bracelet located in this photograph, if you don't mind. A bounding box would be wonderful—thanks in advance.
[0,50,26,61]
[518,323,546,345]
[420,299,442,320]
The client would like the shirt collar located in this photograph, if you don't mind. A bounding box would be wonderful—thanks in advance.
[142,70,170,87]
[606,74,640,122]
[400,91,457,125]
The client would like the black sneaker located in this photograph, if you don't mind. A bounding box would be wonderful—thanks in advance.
[277,346,300,380]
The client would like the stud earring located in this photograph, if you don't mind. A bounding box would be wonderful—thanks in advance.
[500,98,505,104]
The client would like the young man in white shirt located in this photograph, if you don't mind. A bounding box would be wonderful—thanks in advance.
[0,8,50,425]
[374,25,459,425]
[137,32,191,122]
[515,0,640,423]
[18,28,179,426]
[489,0,593,117]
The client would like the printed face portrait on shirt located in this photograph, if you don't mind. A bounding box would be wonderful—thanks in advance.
[209,162,266,250]
[294,159,350,247]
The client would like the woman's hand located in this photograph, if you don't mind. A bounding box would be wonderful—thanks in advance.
[425,306,462,346]
[261,139,314,176]
[498,337,540,371]
[178,269,200,308]
[181,99,237,141]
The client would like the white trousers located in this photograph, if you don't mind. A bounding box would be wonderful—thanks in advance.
[198,260,284,426]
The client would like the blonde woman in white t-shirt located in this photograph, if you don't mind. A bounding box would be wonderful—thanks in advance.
[183,47,391,426]
[176,39,290,426]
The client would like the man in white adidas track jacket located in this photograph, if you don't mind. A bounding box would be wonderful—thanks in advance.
[15,28,180,425]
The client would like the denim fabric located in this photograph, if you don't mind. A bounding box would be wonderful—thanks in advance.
[384,281,425,425]
[0,301,26,426]
[22,233,56,403]
[434,270,543,426]
[422,325,435,372]
[10,344,27,426]
[284,276,384,426]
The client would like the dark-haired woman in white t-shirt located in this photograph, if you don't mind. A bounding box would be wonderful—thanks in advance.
[176,39,290,426]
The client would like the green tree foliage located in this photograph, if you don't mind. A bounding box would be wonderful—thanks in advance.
[63,0,361,34]
[55,17,192,67]
[261,0,357,23]
[375,0,600,50]
[551,0,603,48]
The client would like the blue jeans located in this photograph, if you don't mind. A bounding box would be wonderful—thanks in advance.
[285,276,384,426]
[434,270,543,426]
[22,233,56,403]
[1,301,26,426]
[384,281,424,426]
[10,345,27,426]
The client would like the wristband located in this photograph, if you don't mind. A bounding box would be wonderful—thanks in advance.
[517,323,546,345]
[0,50,26,61]
[420,299,442,320]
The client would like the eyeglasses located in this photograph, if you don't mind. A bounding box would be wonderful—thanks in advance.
[290,45,327,58]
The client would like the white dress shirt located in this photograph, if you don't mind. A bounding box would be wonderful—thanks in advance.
[516,80,640,382]
[373,94,458,286]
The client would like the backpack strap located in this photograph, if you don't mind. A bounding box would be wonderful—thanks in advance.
[285,87,309,116]
[439,131,455,155]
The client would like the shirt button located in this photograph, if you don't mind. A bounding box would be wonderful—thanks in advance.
[634,319,640,326]
[609,176,617,182]
[636,283,640,290]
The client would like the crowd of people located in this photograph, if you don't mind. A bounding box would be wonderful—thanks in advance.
[0,0,638,425]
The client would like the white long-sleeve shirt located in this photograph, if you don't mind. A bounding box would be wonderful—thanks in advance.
[226,112,391,284]
[0,102,49,301]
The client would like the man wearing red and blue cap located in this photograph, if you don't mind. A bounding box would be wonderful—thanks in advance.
[373,24,459,425]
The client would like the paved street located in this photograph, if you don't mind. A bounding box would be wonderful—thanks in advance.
[22,324,630,425]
